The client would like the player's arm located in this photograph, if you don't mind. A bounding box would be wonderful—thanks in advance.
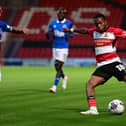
[63,27,89,34]
[114,27,126,39]
[67,22,74,37]
[1,21,29,34]
[11,26,29,34]
[46,22,54,40]
[46,29,53,36]
[46,29,54,40]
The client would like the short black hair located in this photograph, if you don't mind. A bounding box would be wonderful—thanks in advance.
[57,7,67,14]
[93,13,106,20]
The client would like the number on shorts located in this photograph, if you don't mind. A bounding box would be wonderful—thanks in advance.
[115,64,126,71]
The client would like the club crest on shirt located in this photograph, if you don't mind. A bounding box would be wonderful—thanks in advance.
[53,25,56,28]
[62,24,67,28]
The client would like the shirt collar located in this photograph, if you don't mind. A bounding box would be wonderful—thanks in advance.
[57,18,66,23]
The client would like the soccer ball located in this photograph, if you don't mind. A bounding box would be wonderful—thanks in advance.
[108,99,125,114]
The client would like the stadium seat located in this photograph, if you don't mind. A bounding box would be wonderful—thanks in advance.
[17,48,52,58]
[12,0,125,58]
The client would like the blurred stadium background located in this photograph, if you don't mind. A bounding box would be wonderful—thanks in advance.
[0,0,126,66]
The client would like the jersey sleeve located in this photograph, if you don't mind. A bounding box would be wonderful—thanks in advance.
[47,21,53,32]
[46,21,54,40]
[87,28,96,36]
[0,21,12,32]
[69,21,74,37]
[114,28,126,38]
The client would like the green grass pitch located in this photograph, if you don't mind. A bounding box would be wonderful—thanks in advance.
[0,66,126,126]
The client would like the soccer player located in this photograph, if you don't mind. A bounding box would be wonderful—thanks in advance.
[0,7,29,81]
[63,13,126,115]
[46,7,74,93]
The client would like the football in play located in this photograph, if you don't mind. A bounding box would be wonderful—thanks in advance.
[108,99,125,114]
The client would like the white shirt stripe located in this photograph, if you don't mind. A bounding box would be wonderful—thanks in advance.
[97,57,121,68]
[95,46,116,55]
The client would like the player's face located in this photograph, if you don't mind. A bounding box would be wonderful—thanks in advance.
[94,17,108,32]
[57,11,66,21]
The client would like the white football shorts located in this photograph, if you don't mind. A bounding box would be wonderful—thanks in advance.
[53,48,68,62]
[0,32,7,43]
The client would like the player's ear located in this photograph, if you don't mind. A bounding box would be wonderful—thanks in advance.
[0,6,2,13]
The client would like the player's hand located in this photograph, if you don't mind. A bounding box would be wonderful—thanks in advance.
[48,30,54,34]
[46,30,54,39]
[22,28,30,34]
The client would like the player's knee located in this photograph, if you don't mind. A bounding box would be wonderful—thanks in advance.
[55,63,62,72]
[86,79,104,89]
[55,64,59,71]
[122,76,126,82]
[55,62,59,70]
[86,81,96,89]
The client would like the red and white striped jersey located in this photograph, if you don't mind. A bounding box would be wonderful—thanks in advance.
[88,27,126,67]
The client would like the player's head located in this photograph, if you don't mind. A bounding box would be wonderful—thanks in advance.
[57,7,67,21]
[93,13,108,32]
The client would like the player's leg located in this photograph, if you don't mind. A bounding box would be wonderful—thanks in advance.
[60,49,68,89]
[62,74,68,89]
[80,65,111,115]
[49,60,63,93]
[49,48,68,93]
[54,60,64,87]
[54,60,68,89]
[55,60,64,76]
[122,76,126,82]
[80,75,105,115]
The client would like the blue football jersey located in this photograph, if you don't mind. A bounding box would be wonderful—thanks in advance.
[47,19,74,48]
[0,21,12,39]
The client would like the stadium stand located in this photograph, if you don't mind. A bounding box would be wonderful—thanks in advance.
[108,0,126,6]
[17,48,52,58]
[0,8,7,20]
[2,0,126,59]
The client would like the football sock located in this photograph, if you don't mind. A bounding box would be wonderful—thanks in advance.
[54,76,60,86]
[87,96,97,107]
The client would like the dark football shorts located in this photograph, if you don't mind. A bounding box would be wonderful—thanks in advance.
[92,62,126,81]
